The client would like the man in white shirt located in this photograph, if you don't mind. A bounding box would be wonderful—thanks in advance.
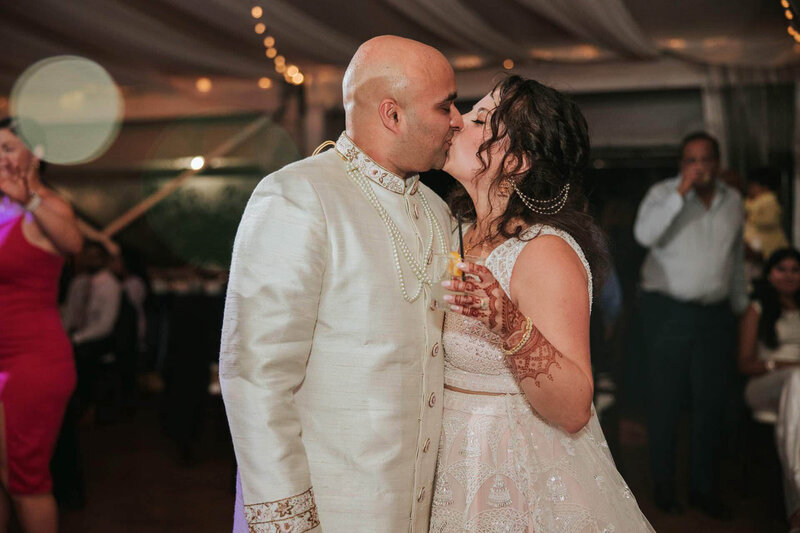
[633,131,746,520]
[221,36,462,532]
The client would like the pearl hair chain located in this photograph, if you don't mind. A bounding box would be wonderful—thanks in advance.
[512,182,570,215]
[344,161,448,303]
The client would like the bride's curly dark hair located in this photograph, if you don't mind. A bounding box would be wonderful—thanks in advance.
[448,75,607,287]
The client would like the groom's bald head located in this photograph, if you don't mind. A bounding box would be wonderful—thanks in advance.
[341,36,461,177]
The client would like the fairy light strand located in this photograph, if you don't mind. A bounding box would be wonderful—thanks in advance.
[250,5,305,87]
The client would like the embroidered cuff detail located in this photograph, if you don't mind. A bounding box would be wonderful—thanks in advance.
[245,487,320,532]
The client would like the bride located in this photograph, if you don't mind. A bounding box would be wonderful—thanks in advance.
[429,75,654,532]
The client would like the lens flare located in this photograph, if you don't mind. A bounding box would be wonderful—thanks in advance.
[10,55,123,165]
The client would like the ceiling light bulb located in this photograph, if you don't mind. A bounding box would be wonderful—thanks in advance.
[195,77,212,92]
[190,156,205,170]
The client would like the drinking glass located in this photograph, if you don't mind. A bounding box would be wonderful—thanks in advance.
[429,252,485,312]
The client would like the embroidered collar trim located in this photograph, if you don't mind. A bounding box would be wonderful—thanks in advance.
[335,133,419,195]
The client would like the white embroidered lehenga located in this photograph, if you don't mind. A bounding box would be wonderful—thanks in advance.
[430,225,654,532]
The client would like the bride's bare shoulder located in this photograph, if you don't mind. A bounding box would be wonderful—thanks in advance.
[510,234,589,301]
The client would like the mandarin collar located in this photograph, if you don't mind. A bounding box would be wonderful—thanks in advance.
[335,132,419,195]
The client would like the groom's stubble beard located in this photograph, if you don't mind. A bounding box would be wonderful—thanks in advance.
[400,105,453,173]
[419,130,451,171]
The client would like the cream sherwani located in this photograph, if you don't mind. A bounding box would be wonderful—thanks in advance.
[220,133,452,532]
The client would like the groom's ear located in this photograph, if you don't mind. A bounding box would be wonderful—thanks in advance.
[378,98,402,133]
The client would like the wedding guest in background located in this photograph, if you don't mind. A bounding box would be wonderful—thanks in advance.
[738,247,800,531]
[633,131,746,519]
[0,117,82,533]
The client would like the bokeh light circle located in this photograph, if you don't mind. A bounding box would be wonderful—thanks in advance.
[10,55,123,165]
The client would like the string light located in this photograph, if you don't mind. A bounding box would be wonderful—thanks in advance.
[452,55,483,69]
[195,77,212,92]
[246,6,305,87]
[503,59,514,69]
[784,0,799,42]
[665,38,687,50]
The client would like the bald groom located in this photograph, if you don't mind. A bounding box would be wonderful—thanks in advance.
[221,36,463,532]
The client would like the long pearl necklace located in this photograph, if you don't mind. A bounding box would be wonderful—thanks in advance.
[344,160,448,303]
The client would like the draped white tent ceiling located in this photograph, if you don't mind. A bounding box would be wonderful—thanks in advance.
[0,0,796,118]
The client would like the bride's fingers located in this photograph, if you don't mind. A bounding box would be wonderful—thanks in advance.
[443,294,483,308]
[449,304,486,318]
[441,279,476,293]
[456,262,491,282]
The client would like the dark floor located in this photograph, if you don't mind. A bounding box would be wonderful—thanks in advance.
[60,396,235,533]
[57,397,788,532]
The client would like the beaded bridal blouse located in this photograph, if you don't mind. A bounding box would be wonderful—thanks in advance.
[430,225,653,533]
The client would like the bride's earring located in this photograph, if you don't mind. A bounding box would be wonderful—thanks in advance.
[498,178,514,198]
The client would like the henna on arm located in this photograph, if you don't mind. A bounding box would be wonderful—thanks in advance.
[503,321,564,387]
[448,262,566,387]
[480,267,564,387]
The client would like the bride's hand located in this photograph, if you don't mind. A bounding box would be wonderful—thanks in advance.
[441,261,526,338]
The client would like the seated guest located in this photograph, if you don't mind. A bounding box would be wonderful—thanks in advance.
[739,247,800,530]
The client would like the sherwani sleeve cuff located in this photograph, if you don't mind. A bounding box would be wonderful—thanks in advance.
[244,487,321,532]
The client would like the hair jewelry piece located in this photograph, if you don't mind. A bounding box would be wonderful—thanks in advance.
[513,182,570,215]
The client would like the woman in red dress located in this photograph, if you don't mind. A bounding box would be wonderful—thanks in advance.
[0,118,83,533]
